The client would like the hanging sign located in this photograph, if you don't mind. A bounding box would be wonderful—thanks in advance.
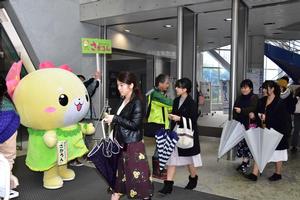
[81,38,112,54]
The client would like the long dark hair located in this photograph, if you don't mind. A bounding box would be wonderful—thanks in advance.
[0,76,7,103]
[117,71,143,101]
[262,80,280,97]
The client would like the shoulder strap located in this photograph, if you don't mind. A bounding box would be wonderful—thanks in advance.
[146,93,153,119]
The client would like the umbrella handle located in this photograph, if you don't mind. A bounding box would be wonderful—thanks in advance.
[101,120,107,139]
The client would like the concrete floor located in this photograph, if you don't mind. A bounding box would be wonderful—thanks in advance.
[15,111,300,200]
[143,136,300,200]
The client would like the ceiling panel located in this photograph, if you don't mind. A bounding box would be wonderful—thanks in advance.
[107,0,300,51]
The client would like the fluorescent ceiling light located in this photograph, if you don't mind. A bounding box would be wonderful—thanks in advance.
[163,24,173,28]
[124,29,130,32]
[224,18,232,21]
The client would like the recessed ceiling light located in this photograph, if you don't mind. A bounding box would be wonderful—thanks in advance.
[208,27,217,31]
[163,24,173,28]
[124,29,130,33]
[273,32,283,35]
[224,36,231,39]
[152,38,159,40]
[264,22,275,25]
[224,18,232,21]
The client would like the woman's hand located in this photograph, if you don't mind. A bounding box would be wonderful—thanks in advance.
[234,107,241,113]
[104,114,114,124]
[168,114,181,122]
[258,113,265,121]
[249,112,255,119]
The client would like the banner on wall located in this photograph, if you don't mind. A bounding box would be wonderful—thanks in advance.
[199,82,211,114]
[246,68,263,94]
[220,80,230,114]
[81,38,112,54]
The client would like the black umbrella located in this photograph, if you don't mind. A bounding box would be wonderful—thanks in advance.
[87,121,122,189]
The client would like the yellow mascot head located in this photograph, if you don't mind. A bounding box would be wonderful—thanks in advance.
[6,61,90,130]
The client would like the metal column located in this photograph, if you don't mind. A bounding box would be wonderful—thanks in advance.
[177,7,183,79]
[176,7,197,99]
[228,0,239,161]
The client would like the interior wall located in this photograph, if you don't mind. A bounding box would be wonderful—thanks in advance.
[5,0,99,76]
[106,59,147,111]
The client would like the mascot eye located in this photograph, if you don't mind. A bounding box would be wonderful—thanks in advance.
[85,94,89,102]
[59,94,68,106]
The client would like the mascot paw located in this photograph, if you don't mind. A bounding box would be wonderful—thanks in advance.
[43,130,57,148]
[86,123,95,135]
[83,123,95,135]
[58,165,75,181]
[43,167,63,189]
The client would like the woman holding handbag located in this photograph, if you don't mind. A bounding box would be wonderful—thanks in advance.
[103,71,152,200]
[159,78,202,195]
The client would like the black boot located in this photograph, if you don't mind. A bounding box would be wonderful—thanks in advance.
[158,180,174,194]
[244,173,257,181]
[185,175,198,190]
[268,173,282,181]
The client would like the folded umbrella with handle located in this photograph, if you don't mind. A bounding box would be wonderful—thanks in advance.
[244,127,283,173]
[155,128,179,171]
[218,120,246,159]
[87,120,122,189]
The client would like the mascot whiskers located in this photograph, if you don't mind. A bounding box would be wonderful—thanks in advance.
[6,61,95,189]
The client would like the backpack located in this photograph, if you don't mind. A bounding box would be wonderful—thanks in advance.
[294,97,300,114]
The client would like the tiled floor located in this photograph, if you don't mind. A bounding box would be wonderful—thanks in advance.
[143,136,300,200]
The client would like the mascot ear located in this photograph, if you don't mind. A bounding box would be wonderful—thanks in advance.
[58,64,73,72]
[6,60,22,98]
[39,61,73,72]
[39,61,55,69]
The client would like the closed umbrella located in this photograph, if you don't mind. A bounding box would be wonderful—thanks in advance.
[218,120,246,159]
[244,127,283,173]
[87,120,122,189]
[155,129,179,171]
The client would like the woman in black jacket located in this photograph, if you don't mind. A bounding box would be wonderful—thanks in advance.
[159,78,201,194]
[246,80,290,181]
[233,79,259,174]
[104,71,152,200]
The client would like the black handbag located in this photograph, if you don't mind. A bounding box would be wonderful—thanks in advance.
[143,122,164,137]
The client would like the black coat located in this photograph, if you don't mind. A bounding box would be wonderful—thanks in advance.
[233,93,259,129]
[112,96,144,145]
[258,96,289,150]
[171,95,200,156]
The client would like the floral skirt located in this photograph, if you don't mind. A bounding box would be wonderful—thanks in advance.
[236,139,253,159]
[114,140,153,199]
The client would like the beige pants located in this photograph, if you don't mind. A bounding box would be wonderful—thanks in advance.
[0,131,19,188]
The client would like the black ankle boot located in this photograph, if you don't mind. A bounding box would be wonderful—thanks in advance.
[185,175,198,190]
[244,173,257,181]
[268,173,282,181]
[158,180,174,194]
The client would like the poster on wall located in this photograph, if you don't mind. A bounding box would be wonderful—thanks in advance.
[220,80,230,114]
[246,68,263,94]
[199,82,211,114]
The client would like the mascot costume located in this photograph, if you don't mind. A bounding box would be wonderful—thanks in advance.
[6,61,95,189]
